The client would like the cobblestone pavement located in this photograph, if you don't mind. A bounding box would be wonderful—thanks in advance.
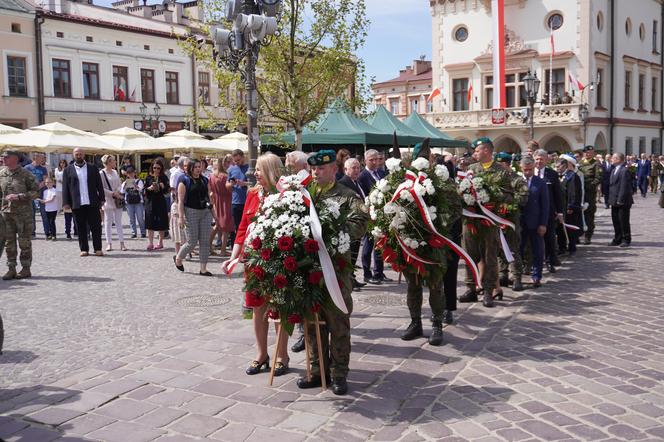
[1,196,663,441]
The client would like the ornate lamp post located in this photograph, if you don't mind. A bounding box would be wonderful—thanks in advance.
[208,0,282,183]
[523,70,541,141]
[139,102,161,137]
[580,103,590,145]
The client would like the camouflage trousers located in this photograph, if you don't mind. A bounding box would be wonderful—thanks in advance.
[305,286,353,379]
[584,190,598,239]
[498,224,523,280]
[0,214,5,259]
[404,271,445,321]
[1,211,33,270]
[463,223,499,292]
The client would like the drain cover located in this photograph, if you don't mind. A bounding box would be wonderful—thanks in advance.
[176,295,231,307]
[358,294,407,306]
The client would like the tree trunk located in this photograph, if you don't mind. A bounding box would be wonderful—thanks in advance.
[295,128,303,151]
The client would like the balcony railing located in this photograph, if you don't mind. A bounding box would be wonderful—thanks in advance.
[427,103,584,130]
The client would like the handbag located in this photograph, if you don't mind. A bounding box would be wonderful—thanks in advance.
[102,170,125,209]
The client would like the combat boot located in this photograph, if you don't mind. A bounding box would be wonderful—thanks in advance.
[2,269,16,280]
[482,291,495,308]
[512,276,524,292]
[401,319,423,341]
[499,275,512,287]
[458,289,478,303]
[16,268,31,279]
[429,320,443,346]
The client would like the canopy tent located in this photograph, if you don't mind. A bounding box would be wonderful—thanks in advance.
[210,132,248,153]
[161,129,226,153]
[98,127,177,152]
[0,124,23,135]
[0,122,114,153]
[365,105,423,146]
[402,112,469,149]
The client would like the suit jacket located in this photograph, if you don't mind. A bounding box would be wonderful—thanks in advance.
[601,161,613,188]
[521,176,550,230]
[540,167,563,219]
[636,159,651,179]
[358,168,382,196]
[608,164,634,207]
[562,170,582,209]
[337,175,365,199]
[62,162,105,209]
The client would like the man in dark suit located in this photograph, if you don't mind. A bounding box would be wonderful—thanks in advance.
[62,148,105,256]
[519,156,549,287]
[357,149,389,284]
[533,149,563,272]
[636,153,651,197]
[608,153,633,247]
[337,157,367,291]
[601,153,613,209]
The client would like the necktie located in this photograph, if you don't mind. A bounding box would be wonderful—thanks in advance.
[355,180,365,199]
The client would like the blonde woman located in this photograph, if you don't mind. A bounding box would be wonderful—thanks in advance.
[221,153,290,376]
[100,155,126,251]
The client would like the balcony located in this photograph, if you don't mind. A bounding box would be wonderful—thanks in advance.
[427,103,584,130]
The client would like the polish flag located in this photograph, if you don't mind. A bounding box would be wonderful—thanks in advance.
[568,72,586,91]
[491,0,506,108]
[427,88,441,102]
[467,83,474,107]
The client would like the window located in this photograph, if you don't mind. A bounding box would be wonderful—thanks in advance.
[140,69,155,103]
[454,26,468,42]
[652,77,658,111]
[638,74,645,110]
[116,40,122,46]
[453,78,469,111]
[545,68,566,101]
[597,11,604,31]
[484,75,493,109]
[639,136,646,154]
[654,20,659,53]
[7,56,27,97]
[56,31,64,38]
[504,72,528,108]
[11,23,21,33]
[165,71,179,104]
[625,137,633,155]
[426,100,433,113]
[624,70,632,108]
[389,98,399,115]
[653,138,662,155]
[144,45,150,51]
[626,18,632,36]
[113,65,129,101]
[640,23,646,41]
[168,48,174,54]
[86,36,93,42]
[198,71,210,105]
[596,68,604,108]
[82,62,99,99]
[52,59,71,98]
[548,13,563,31]
[410,97,419,114]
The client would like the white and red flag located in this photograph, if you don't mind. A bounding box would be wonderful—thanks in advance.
[568,72,586,91]
[491,0,506,109]
[467,83,474,109]
[427,88,441,102]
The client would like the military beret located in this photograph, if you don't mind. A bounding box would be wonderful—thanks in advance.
[494,152,513,163]
[1,150,20,157]
[307,149,336,166]
[472,137,493,149]
[582,145,595,152]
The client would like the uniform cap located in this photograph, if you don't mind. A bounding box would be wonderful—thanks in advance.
[494,152,513,163]
[472,137,493,149]
[307,149,337,166]
[0,150,20,157]
[582,145,595,152]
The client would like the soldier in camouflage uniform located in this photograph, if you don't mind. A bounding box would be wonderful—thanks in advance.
[459,138,515,308]
[495,153,529,292]
[297,150,369,396]
[0,150,39,280]
[579,145,603,244]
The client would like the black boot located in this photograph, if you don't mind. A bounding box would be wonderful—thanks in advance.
[429,321,443,346]
[482,291,495,308]
[291,334,305,353]
[499,276,511,287]
[401,319,423,341]
[443,310,454,325]
[512,276,524,292]
[458,289,478,303]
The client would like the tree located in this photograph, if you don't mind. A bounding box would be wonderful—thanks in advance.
[183,0,370,151]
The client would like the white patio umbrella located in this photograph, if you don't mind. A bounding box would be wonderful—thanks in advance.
[0,124,23,135]
[99,127,176,153]
[0,122,114,153]
[160,129,224,153]
[210,132,248,153]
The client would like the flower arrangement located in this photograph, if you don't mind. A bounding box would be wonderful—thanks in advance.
[367,157,462,284]
[458,170,517,235]
[243,175,354,335]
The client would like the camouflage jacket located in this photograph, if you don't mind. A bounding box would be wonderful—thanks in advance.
[579,158,603,188]
[313,182,369,244]
[0,166,39,214]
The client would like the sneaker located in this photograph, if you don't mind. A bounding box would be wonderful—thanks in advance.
[131,233,137,239]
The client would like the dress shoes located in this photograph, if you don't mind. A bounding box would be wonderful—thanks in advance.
[512,279,524,292]
[552,257,561,266]
[443,310,454,325]
[378,275,393,283]
[619,242,630,248]
[297,374,330,389]
[364,276,382,285]
[583,237,592,245]
[482,293,495,308]
[401,319,423,341]
[291,335,305,353]
[532,278,542,288]
[458,289,478,303]
[429,322,443,346]
[352,279,366,291]
[331,377,348,395]
[547,264,557,274]
[608,240,621,246]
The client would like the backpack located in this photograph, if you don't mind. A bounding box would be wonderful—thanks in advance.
[125,179,142,204]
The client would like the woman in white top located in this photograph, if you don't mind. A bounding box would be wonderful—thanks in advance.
[54,159,67,211]
[100,155,126,251]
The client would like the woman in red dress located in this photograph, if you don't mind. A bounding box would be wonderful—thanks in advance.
[221,153,291,376]
[208,156,234,256]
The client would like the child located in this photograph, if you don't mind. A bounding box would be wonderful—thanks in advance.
[41,177,59,240]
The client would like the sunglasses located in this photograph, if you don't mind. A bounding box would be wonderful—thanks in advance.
[153,166,162,170]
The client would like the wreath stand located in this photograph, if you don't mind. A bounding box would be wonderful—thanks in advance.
[268,312,327,392]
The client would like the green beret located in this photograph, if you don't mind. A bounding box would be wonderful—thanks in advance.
[582,145,595,152]
[307,149,336,166]
[1,150,20,157]
[494,152,513,163]
[472,137,493,149]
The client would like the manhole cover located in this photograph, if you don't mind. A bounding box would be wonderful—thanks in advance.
[176,295,231,307]
[358,294,408,306]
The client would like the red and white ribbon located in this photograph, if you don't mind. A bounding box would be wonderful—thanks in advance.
[564,223,581,231]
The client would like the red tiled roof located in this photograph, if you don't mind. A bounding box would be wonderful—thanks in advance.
[374,67,432,86]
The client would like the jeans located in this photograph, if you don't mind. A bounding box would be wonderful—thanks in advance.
[126,203,146,236]
[32,200,49,236]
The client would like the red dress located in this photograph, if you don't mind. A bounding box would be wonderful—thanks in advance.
[209,173,234,232]
[236,188,264,307]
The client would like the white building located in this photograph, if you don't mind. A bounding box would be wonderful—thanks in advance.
[428,0,664,155]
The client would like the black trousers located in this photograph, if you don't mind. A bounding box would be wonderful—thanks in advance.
[361,235,384,279]
[443,219,461,312]
[611,205,631,244]
[229,203,244,244]
[73,205,102,252]
[543,217,558,263]
[46,211,57,237]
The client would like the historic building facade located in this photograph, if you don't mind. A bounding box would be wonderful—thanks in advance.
[372,58,434,119]
[424,0,663,154]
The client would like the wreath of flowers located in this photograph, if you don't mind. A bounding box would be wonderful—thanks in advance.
[367,157,462,284]
[458,170,518,235]
[243,175,354,335]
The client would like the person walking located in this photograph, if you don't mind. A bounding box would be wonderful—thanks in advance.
[0,150,39,279]
[227,149,249,244]
[174,159,213,276]
[519,156,549,288]
[208,157,234,256]
[121,166,146,239]
[62,148,105,257]
[41,177,58,240]
[169,156,188,255]
[144,158,170,250]
[636,153,651,198]
[100,155,126,252]
[608,153,633,247]
[24,153,49,238]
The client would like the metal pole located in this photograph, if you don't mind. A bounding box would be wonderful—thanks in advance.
[529,99,535,141]
[244,0,259,184]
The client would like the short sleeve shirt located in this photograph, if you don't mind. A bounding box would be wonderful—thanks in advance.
[24,164,48,196]
[228,164,249,205]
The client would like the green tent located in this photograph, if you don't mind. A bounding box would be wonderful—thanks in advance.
[261,100,394,148]
[403,112,469,149]
[365,105,423,146]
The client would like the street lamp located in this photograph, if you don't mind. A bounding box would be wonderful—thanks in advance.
[139,102,161,137]
[523,70,541,141]
[580,103,590,145]
[207,0,282,183]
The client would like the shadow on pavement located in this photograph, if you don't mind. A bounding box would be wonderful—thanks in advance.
[0,350,39,364]
[30,275,114,283]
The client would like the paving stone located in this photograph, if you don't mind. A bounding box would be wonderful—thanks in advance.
[179,395,235,416]
[95,398,157,420]
[496,427,533,441]
[26,407,84,425]
[4,426,61,442]
[58,413,116,435]
[517,420,571,440]
[92,379,147,397]
[209,422,256,441]
[126,385,166,401]
[147,390,198,407]
[278,412,329,433]
[607,423,645,439]
[566,424,610,440]
[0,418,30,438]
[134,407,187,428]
[246,426,307,442]
[167,413,227,437]
[87,421,166,442]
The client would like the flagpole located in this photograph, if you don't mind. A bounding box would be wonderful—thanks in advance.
[549,29,554,105]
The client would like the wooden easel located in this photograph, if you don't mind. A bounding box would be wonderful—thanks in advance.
[268,313,327,392]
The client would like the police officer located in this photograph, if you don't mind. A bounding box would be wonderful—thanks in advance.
[0,150,39,280]
[296,150,369,396]
[578,145,603,244]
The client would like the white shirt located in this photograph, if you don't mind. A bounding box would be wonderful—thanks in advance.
[54,169,64,192]
[100,169,122,211]
[169,167,184,191]
[44,188,59,212]
[75,163,90,206]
